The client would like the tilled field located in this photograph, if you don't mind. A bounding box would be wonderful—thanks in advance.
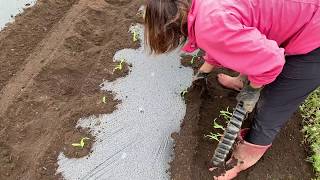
[0,0,315,180]
[0,0,140,179]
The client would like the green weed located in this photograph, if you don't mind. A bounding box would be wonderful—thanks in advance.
[300,88,320,177]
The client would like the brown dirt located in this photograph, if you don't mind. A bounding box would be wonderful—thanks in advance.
[0,0,77,92]
[0,0,314,179]
[170,58,315,180]
[0,0,142,179]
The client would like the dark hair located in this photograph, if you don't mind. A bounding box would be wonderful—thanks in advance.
[144,0,190,54]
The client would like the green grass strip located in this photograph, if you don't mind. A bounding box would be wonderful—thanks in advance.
[300,88,320,178]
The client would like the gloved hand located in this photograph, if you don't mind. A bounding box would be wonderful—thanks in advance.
[192,71,210,87]
[236,81,262,113]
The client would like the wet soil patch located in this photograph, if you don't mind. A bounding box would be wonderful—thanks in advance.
[170,66,314,179]
[0,0,142,179]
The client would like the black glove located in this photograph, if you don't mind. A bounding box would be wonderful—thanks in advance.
[236,81,262,113]
[192,71,210,87]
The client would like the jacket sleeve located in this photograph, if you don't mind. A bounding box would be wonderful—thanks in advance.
[196,12,285,86]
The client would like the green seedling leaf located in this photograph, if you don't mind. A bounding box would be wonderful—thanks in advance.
[102,96,107,104]
[133,31,138,42]
[205,132,222,142]
[219,107,233,121]
[190,51,201,64]
[213,119,225,131]
[72,137,90,148]
[113,59,125,72]
[190,55,196,64]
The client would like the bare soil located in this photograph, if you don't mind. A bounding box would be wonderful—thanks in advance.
[0,0,141,179]
[0,0,315,179]
[170,57,315,180]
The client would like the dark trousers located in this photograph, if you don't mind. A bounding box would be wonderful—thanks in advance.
[246,48,320,145]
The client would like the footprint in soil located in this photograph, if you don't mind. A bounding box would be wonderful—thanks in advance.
[64,36,91,52]
[73,8,117,46]
[86,8,108,26]
[75,19,113,46]
[35,67,84,98]
[104,0,132,6]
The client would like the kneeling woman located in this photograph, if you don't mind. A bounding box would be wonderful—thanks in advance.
[144,0,320,179]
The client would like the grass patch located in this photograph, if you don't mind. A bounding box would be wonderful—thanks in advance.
[300,88,320,177]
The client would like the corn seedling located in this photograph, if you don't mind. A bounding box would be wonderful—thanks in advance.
[72,137,90,149]
[190,51,201,64]
[132,30,139,42]
[113,59,125,72]
[206,107,231,143]
[205,132,223,142]
[190,55,197,64]
[219,107,233,121]
[213,118,225,131]
[102,96,107,104]
[180,89,188,98]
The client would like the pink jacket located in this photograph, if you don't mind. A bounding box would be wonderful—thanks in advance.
[183,0,320,85]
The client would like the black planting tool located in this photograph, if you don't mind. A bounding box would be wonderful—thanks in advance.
[211,101,248,167]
